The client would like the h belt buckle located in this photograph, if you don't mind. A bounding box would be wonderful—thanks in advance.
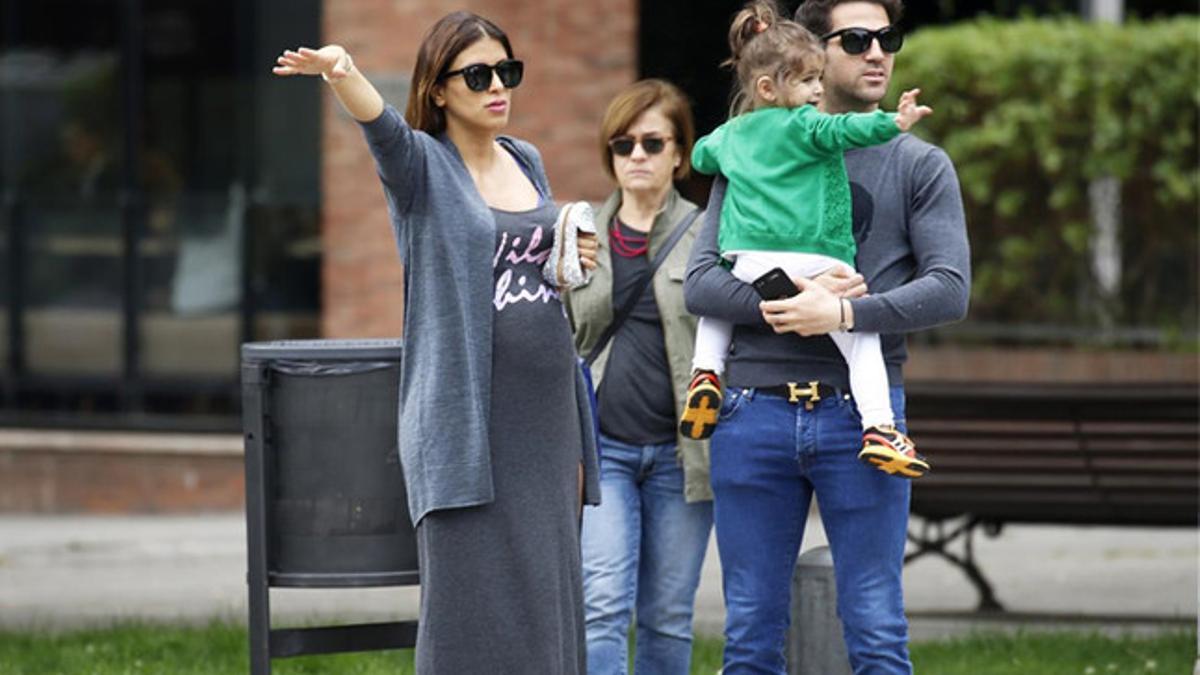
[787,381,822,409]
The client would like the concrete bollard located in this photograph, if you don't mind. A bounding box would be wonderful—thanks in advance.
[787,546,852,675]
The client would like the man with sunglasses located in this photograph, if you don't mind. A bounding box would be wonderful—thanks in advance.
[684,1,970,673]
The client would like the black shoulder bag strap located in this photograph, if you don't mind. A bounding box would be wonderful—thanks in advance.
[584,207,702,367]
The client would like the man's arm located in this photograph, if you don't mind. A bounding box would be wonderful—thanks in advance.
[683,176,763,324]
[849,146,970,333]
[759,146,969,337]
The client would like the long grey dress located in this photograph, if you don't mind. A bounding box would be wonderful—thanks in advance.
[414,198,586,674]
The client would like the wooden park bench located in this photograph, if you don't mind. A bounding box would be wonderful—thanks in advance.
[903,381,1199,611]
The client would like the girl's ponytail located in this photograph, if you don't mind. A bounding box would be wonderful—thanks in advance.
[724,0,783,69]
[721,0,824,117]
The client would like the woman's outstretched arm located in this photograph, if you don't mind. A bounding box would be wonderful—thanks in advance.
[274,45,384,122]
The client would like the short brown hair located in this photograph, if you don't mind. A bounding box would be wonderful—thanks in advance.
[794,0,904,38]
[405,12,513,135]
[598,79,695,182]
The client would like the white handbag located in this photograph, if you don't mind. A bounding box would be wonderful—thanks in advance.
[543,200,597,289]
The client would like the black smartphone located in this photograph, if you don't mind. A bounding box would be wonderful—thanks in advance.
[752,267,800,300]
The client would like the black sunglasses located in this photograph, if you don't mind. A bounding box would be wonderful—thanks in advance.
[440,58,524,92]
[821,26,904,55]
[608,135,673,157]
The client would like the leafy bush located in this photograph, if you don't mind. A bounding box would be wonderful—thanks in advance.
[889,17,1198,347]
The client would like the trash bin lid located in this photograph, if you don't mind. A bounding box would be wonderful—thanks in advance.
[242,339,404,362]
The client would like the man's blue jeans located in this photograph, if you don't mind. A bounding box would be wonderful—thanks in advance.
[581,433,714,675]
[711,387,912,675]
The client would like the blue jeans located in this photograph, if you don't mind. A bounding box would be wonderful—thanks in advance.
[581,433,714,675]
[711,387,912,675]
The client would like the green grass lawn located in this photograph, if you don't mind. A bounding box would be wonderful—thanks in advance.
[0,623,1191,674]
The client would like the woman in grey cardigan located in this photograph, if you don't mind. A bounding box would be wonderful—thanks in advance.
[275,12,600,674]
[565,79,713,675]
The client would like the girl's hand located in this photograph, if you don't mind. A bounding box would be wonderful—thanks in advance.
[895,88,933,132]
[812,266,867,299]
[578,232,598,272]
[273,45,349,81]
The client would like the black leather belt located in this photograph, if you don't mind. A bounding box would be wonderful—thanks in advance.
[755,381,841,408]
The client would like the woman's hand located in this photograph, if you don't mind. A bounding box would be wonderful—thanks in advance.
[577,462,585,519]
[272,44,383,122]
[760,276,844,336]
[578,232,598,272]
[273,45,350,81]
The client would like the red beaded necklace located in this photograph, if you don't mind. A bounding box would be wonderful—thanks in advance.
[610,217,649,258]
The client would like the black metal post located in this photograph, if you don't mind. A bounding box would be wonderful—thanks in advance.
[4,195,24,399]
[119,0,145,411]
[242,360,272,675]
[2,1,24,403]
[236,0,257,349]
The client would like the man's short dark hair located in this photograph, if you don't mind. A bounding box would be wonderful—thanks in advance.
[794,0,903,38]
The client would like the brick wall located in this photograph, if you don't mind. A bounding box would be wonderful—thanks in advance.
[322,1,637,337]
[0,431,243,513]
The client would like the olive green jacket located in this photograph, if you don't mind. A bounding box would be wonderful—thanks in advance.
[564,188,713,503]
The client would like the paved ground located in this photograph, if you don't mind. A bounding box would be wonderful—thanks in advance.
[0,512,1194,642]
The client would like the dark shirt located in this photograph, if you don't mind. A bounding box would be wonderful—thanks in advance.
[597,219,678,445]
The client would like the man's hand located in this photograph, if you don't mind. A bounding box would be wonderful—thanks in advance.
[760,276,844,336]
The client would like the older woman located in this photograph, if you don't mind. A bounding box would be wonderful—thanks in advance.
[274,12,599,674]
[565,79,712,675]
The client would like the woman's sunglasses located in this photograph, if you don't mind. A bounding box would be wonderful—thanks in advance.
[440,59,524,92]
[820,26,904,55]
[608,135,673,157]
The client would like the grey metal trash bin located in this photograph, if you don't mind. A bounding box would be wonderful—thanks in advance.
[242,339,417,674]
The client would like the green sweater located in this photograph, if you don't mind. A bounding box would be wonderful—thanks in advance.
[692,105,898,264]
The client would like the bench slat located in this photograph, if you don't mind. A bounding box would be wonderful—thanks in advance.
[905,384,1198,528]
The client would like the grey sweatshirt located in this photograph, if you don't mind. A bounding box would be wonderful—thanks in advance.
[360,105,600,524]
[684,133,971,390]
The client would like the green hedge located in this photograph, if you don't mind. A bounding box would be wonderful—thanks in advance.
[887,17,1198,347]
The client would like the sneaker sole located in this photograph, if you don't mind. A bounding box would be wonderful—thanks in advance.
[679,383,722,440]
[858,447,930,479]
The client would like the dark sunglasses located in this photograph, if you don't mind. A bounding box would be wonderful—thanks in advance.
[440,58,524,92]
[608,135,673,157]
[821,26,904,55]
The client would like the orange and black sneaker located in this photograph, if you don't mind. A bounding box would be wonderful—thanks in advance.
[858,425,929,479]
[679,370,723,440]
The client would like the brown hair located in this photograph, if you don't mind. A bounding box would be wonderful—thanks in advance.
[794,0,904,39]
[725,0,825,116]
[404,11,514,134]
[598,79,695,182]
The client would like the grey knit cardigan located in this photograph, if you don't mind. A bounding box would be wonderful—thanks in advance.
[359,104,601,524]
